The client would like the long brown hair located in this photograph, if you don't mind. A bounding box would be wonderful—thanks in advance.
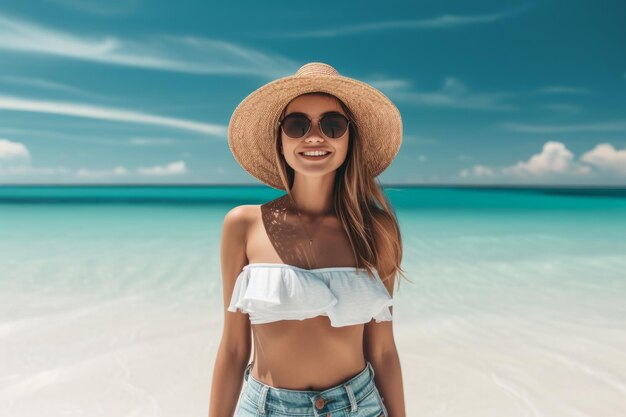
[274,92,410,289]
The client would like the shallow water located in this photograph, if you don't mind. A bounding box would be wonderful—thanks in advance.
[1,185,625,416]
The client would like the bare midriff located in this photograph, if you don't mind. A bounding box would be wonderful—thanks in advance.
[250,318,368,390]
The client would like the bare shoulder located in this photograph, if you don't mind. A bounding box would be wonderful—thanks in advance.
[220,205,260,276]
[222,204,258,234]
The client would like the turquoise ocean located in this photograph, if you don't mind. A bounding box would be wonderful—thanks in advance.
[1,185,625,416]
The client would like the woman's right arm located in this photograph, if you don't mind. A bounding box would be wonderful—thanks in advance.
[208,205,253,417]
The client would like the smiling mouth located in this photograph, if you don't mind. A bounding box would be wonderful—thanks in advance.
[298,150,331,160]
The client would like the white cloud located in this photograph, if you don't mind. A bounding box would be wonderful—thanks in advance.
[0,74,116,101]
[129,137,179,146]
[0,14,297,77]
[0,145,189,179]
[76,166,128,178]
[501,141,590,177]
[0,138,74,178]
[458,141,610,181]
[272,3,533,38]
[0,165,70,176]
[366,79,413,91]
[0,138,31,161]
[137,160,186,176]
[0,94,226,136]
[77,161,188,177]
[371,77,516,111]
[579,143,626,176]
[459,164,495,178]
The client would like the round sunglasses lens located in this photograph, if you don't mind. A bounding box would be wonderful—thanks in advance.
[321,115,349,138]
[282,115,310,138]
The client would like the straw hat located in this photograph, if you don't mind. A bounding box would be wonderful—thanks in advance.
[227,62,402,190]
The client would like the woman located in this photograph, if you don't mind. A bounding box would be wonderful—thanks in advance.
[209,62,408,417]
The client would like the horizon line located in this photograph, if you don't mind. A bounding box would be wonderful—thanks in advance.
[0,183,625,189]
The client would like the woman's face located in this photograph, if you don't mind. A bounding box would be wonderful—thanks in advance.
[280,93,350,180]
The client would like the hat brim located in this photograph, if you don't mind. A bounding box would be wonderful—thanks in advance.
[228,74,402,190]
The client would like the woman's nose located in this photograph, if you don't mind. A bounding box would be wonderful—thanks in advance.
[305,134,324,143]
[305,122,325,142]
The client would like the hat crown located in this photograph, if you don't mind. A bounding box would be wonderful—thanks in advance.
[295,62,339,77]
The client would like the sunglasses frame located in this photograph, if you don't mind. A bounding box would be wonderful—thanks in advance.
[277,111,351,139]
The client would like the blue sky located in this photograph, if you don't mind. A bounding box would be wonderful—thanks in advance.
[0,0,624,185]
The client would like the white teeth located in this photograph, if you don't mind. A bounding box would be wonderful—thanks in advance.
[302,151,329,156]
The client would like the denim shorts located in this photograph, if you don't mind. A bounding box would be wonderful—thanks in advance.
[234,360,389,417]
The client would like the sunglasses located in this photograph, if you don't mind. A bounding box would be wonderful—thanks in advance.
[278,111,351,139]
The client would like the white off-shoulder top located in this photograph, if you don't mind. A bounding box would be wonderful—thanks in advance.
[227,263,393,327]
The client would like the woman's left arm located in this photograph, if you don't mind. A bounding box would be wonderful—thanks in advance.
[364,297,407,417]
[365,211,407,417]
